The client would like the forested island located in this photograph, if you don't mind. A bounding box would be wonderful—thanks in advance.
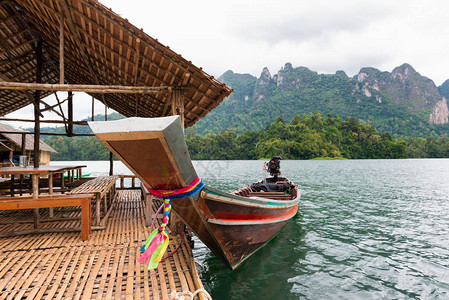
[42,112,449,161]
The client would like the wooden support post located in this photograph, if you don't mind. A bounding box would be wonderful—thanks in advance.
[67,91,73,136]
[48,173,53,218]
[10,174,14,197]
[20,134,26,193]
[170,210,181,236]
[21,133,26,156]
[145,194,153,226]
[105,104,108,121]
[32,174,40,228]
[33,40,42,168]
[109,151,113,175]
[91,96,95,121]
[61,172,65,193]
[170,89,185,130]
[59,10,64,84]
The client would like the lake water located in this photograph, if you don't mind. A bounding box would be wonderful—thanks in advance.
[53,159,449,299]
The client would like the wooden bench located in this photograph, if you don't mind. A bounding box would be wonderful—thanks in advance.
[0,194,94,240]
[69,175,119,225]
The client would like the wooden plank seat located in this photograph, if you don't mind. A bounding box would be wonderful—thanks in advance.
[0,193,94,240]
[69,175,119,226]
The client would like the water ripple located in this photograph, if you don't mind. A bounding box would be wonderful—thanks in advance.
[193,159,449,299]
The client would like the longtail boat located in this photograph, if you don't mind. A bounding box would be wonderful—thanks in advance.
[89,116,300,270]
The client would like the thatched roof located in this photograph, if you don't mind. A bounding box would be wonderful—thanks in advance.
[0,123,57,153]
[0,0,232,127]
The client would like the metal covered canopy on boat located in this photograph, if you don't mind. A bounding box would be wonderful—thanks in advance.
[0,0,232,127]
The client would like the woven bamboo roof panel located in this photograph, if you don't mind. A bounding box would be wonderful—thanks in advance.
[0,0,232,127]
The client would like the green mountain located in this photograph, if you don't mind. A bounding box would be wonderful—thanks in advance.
[192,63,449,138]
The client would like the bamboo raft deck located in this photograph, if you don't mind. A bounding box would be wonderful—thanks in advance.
[0,190,206,299]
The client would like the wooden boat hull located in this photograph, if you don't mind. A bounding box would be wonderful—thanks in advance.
[89,116,300,270]
[198,185,299,269]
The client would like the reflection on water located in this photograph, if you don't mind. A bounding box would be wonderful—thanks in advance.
[193,159,449,299]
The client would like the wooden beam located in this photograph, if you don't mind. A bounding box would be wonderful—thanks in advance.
[0,81,179,94]
[91,96,95,121]
[59,9,65,84]
[109,151,113,176]
[133,38,141,117]
[40,97,69,113]
[41,99,65,119]
[67,91,73,136]
[34,40,42,168]
[53,92,69,133]
[0,131,93,136]
[21,133,26,155]
[0,141,13,151]
[0,118,88,126]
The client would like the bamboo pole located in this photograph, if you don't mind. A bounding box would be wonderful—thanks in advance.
[21,133,26,155]
[109,152,113,176]
[91,96,95,121]
[0,81,180,93]
[59,10,64,84]
[34,40,42,168]
[0,131,93,136]
[0,118,87,125]
[68,91,73,136]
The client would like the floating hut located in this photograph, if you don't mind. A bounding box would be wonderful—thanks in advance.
[0,123,57,167]
[0,0,232,298]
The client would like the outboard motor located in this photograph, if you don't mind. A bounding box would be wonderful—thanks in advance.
[267,156,282,178]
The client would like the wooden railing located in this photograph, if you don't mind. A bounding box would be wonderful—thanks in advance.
[117,175,141,189]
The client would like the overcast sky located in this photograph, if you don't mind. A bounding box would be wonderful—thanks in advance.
[6,0,449,127]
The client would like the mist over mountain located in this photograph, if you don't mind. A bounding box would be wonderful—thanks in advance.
[193,63,449,138]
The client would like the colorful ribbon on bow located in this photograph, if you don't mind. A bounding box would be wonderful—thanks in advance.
[147,177,204,199]
[138,177,204,270]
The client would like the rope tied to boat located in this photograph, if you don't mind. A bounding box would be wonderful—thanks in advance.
[138,177,204,270]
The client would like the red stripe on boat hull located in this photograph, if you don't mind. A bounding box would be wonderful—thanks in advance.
[202,197,296,220]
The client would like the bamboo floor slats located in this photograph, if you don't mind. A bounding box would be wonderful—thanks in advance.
[0,190,206,299]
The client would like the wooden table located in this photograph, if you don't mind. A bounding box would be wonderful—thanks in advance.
[0,165,86,227]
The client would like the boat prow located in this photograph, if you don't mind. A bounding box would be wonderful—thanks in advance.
[89,116,197,189]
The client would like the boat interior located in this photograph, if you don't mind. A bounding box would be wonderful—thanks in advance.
[234,176,298,200]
